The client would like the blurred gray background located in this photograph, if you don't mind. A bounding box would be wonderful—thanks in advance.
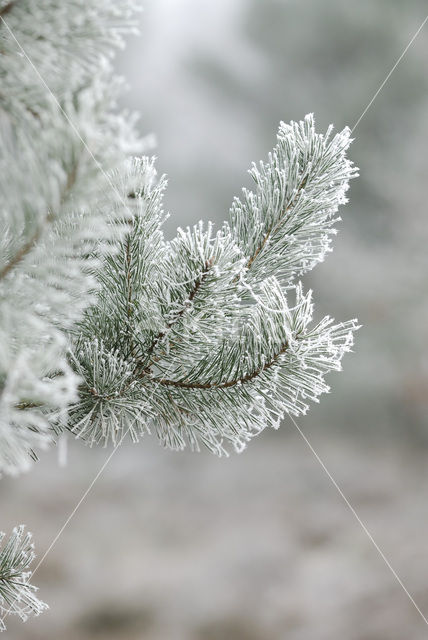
[3,1,428,638]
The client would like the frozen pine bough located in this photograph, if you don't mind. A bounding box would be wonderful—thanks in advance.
[70,118,358,454]
[0,0,358,631]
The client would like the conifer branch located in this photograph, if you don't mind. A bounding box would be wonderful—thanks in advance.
[0,0,143,477]
[0,527,47,632]
[69,116,358,454]
[147,341,290,389]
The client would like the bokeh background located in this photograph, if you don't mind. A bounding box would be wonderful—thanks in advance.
[2,0,428,637]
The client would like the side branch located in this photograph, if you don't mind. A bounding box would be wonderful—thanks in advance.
[246,175,308,270]
[139,257,214,369]
[124,234,135,358]
[147,341,289,390]
[0,162,78,280]
[0,220,47,280]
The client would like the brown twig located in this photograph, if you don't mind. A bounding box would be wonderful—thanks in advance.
[147,341,289,390]
[0,222,46,280]
[0,1,16,18]
[137,257,214,372]
[125,237,133,317]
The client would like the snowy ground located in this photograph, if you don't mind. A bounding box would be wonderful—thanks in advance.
[2,428,428,639]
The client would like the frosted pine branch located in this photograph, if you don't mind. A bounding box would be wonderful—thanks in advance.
[230,114,358,288]
[0,0,144,475]
[69,117,359,455]
[0,526,47,632]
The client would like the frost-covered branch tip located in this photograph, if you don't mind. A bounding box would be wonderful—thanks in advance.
[0,526,47,632]
[230,114,358,287]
